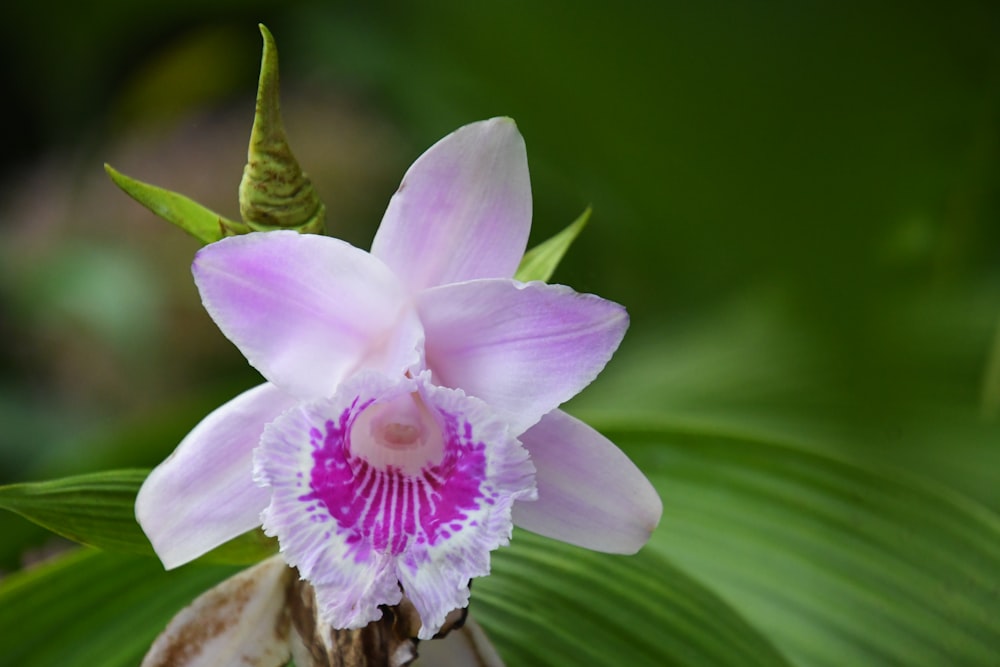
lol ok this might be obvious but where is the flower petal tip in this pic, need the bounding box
[371,117,531,290]
[620,490,664,556]
[419,280,629,434]
[135,383,298,569]
[512,410,661,555]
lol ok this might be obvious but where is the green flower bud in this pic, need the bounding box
[235,24,325,236]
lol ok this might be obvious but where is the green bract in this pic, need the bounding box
[103,166,233,244]
[106,24,324,242]
[515,207,590,283]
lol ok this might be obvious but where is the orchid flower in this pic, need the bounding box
[136,117,662,640]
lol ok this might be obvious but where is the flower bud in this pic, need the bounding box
[235,24,325,236]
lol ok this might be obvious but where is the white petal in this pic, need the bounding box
[141,556,292,667]
[413,616,505,667]
[371,118,532,291]
[136,383,300,569]
[512,410,662,554]
[419,279,628,434]
[193,231,423,399]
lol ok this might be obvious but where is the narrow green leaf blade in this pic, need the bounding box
[600,422,1000,667]
[478,530,791,666]
[515,207,590,282]
[0,470,277,565]
[0,469,153,555]
[105,164,240,244]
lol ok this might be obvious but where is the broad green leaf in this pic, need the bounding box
[0,536,787,667]
[514,207,589,282]
[478,530,790,667]
[569,297,1000,513]
[979,315,1000,419]
[0,549,240,667]
[104,164,242,243]
[0,469,277,565]
[598,422,1000,667]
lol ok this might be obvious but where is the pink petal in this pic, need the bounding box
[136,383,300,569]
[141,556,292,667]
[512,409,663,554]
[419,279,628,435]
[370,118,532,291]
[193,231,423,399]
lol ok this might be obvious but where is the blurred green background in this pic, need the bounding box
[1,1,999,663]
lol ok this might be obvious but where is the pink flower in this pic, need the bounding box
[136,118,662,639]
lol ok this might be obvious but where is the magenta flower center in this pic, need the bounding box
[299,395,490,557]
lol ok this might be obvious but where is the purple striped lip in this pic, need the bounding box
[254,370,537,636]
[298,395,489,555]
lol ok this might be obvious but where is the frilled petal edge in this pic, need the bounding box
[193,231,423,400]
[255,371,535,639]
[419,279,628,435]
[371,118,532,291]
[136,383,300,569]
[511,409,662,554]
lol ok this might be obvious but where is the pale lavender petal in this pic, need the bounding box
[136,383,300,569]
[511,409,662,554]
[371,118,532,291]
[255,371,535,639]
[194,231,423,399]
[419,279,628,434]
[141,556,292,667]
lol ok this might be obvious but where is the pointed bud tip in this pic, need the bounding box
[258,24,277,56]
[104,163,124,183]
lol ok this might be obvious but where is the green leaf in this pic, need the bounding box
[0,469,153,556]
[514,207,590,282]
[0,535,786,667]
[979,315,1000,419]
[0,549,240,667]
[201,526,280,566]
[104,164,241,244]
[9,420,996,664]
[0,469,277,565]
[478,530,790,666]
[598,421,1000,667]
